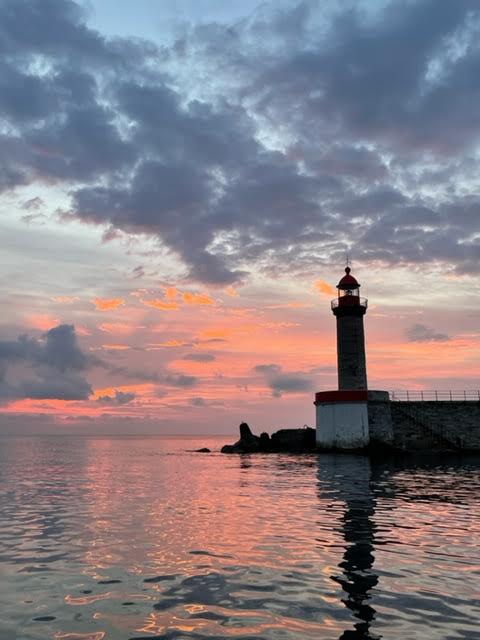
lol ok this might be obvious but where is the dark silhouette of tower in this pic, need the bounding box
[317,456,379,640]
[332,267,368,391]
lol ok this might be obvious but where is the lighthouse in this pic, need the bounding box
[314,266,370,449]
[333,266,368,390]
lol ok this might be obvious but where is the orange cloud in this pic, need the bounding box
[92,298,125,311]
[52,295,79,304]
[146,340,190,348]
[142,299,179,311]
[165,287,179,300]
[99,322,139,335]
[200,329,230,340]
[315,279,336,296]
[5,398,75,414]
[182,292,215,305]
[101,344,130,350]
[261,321,300,329]
[266,302,313,309]
[75,325,91,336]
[224,286,239,297]
[27,314,60,331]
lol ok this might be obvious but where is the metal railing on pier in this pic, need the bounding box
[389,390,480,402]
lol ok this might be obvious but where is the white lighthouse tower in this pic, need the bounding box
[315,267,370,449]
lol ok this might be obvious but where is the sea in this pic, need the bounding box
[0,435,478,640]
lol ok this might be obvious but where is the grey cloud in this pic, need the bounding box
[189,396,223,407]
[182,353,215,362]
[107,365,159,382]
[0,0,151,188]
[132,265,144,279]
[2,0,480,282]
[313,145,388,181]
[22,197,44,210]
[104,364,198,388]
[0,324,93,401]
[0,0,156,70]
[39,324,89,371]
[190,397,206,407]
[253,364,281,374]
[97,390,136,405]
[0,324,89,371]
[405,323,450,342]
[269,374,313,398]
[253,0,480,152]
[164,374,198,388]
[254,363,313,397]
[26,103,134,181]
[20,375,92,401]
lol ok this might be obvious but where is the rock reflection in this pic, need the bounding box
[317,456,379,640]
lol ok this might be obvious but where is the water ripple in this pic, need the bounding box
[0,437,478,639]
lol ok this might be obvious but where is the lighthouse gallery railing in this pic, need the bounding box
[331,297,368,310]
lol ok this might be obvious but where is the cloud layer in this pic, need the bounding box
[2,0,480,285]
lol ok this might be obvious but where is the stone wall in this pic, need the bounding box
[390,401,480,450]
[367,391,394,445]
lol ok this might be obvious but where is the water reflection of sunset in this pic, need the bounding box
[0,437,478,639]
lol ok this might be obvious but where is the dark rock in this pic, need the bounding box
[221,422,261,453]
[239,422,253,439]
[221,423,316,454]
[271,427,316,451]
[220,444,236,453]
[195,448,211,453]
[259,432,270,448]
[239,422,261,450]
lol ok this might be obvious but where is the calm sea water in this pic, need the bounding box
[0,436,478,640]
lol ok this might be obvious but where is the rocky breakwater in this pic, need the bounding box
[221,422,316,453]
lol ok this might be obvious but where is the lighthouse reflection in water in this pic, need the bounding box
[318,456,379,639]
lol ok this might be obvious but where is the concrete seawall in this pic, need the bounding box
[365,393,480,451]
[390,401,480,450]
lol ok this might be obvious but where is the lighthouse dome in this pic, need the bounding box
[337,266,360,290]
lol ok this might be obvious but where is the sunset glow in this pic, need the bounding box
[1,0,479,434]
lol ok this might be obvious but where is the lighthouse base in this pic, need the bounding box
[315,390,369,449]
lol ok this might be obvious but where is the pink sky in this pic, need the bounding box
[1,261,479,434]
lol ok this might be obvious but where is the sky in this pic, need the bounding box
[1,0,480,435]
